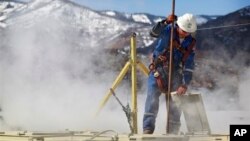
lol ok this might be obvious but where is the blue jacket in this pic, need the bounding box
[150,22,195,85]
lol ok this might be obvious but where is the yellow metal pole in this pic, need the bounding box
[96,61,131,116]
[131,32,138,134]
[96,32,149,134]
[137,60,149,77]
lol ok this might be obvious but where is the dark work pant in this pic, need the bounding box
[143,71,182,133]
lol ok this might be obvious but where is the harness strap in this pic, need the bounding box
[160,37,196,63]
[170,38,196,65]
[182,38,196,63]
[148,38,196,92]
[148,63,167,92]
[155,75,165,92]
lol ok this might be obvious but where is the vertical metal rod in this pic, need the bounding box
[166,0,175,134]
[131,32,138,134]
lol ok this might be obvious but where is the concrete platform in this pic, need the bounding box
[0,131,229,141]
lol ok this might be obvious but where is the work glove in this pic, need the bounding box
[167,14,177,23]
[160,14,177,25]
[176,85,187,95]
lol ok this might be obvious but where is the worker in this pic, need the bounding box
[143,13,197,134]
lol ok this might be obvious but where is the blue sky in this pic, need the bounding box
[72,0,250,16]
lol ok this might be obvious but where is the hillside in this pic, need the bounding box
[196,6,250,60]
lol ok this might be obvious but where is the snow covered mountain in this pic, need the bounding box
[1,0,248,59]
[100,10,218,25]
[100,10,163,25]
[0,0,220,50]
[0,0,159,53]
[0,0,25,27]
[4,0,145,49]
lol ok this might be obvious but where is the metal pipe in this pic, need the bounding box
[166,0,175,134]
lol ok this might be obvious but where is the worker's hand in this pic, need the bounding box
[160,15,177,25]
[167,14,177,23]
[176,85,187,95]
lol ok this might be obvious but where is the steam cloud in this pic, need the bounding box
[0,5,249,134]
[0,17,137,132]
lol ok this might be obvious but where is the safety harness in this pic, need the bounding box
[149,38,196,92]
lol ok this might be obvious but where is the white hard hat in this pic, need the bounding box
[177,13,197,33]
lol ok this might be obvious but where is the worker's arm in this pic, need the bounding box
[182,36,196,86]
[150,15,177,38]
[176,52,195,95]
[182,51,195,85]
[150,21,167,38]
[152,25,171,59]
[177,36,196,95]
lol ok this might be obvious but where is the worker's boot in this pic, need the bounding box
[143,129,153,134]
